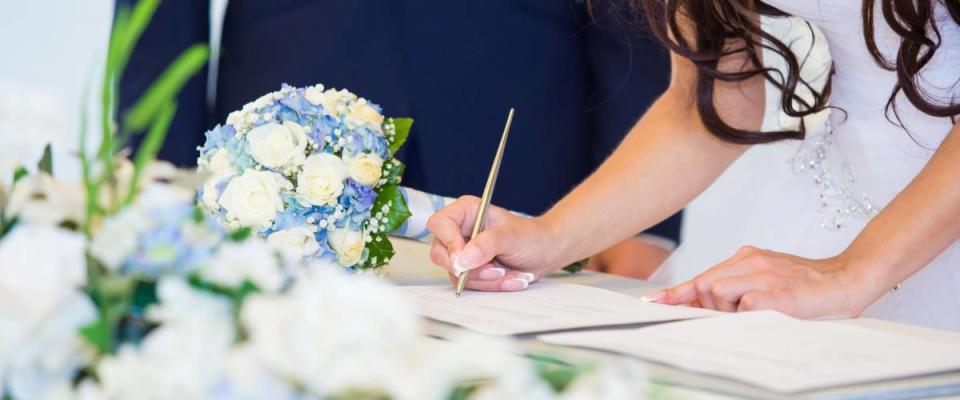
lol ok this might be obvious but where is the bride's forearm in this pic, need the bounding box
[841,122,960,304]
[540,90,746,266]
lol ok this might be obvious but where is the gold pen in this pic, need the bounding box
[455,108,515,297]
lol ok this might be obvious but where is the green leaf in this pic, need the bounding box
[79,317,111,354]
[379,158,405,187]
[123,100,177,205]
[12,166,28,183]
[188,275,259,303]
[228,226,252,242]
[192,206,205,223]
[371,184,411,234]
[562,259,587,274]
[130,280,159,314]
[109,0,160,78]
[387,117,412,155]
[0,216,18,238]
[447,384,481,400]
[529,353,584,393]
[82,276,137,354]
[37,144,53,175]
[123,44,209,132]
[363,233,395,269]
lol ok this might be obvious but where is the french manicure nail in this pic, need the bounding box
[520,272,536,282]
[501,278,529,291]
[641,290,665,303]
[478,267,507,280]
[452,252,469,276]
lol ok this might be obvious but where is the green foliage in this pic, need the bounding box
[37,144,53,175]
[327,391,390,400]
[228,226,253,242]
[361,185,411,269]
[192,206,205,223]
[81,276,138,354]
[379,158,405,187]
[96,0,163,213]
[362,233,395,269]
[372,185,411,233]
[562,259,587,274]
[12,166,28,183]
[529,353,585,393]
[123,100,178,205]
[0,217,18,238]
[187,275,260,339]
[447,383,481,400]
[188,275,259,305]
[123,44,209,132]
[387,118,412,155]
[80,0,208,226]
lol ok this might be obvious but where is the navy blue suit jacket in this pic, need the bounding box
[118,0,682,242]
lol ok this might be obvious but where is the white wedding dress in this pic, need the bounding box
[650,1,960,331]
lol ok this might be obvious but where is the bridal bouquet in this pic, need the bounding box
[197,84,411,271]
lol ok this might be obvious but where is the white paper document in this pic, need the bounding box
[401,283,717,335]
[540,311,960,393]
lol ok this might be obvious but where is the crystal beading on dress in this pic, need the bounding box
[792,119,878,231]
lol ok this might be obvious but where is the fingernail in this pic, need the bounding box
[501,278,529,291]
[457,248,482,270]
[641,290,665,303]
[451,252,469,276]
[519,272,536,282]
[478,267,507,280]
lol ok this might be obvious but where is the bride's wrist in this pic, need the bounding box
[833,250,898,315]
[534,212,579,268]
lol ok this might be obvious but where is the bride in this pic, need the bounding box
[425,0,960,331]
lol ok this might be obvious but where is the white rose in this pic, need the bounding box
[296,153,346,207]
[199,150,235,213]
[200,176,224,212]
[200,148,235,178]
[314,88,357,115]
[226,111,246,131]
[303,85,325,106]
[219,170,291,229]
[327,227,365,267]
[345,153,384,187]
[246,122,308,170]
[267,226,320,259]
[347,100,385,131]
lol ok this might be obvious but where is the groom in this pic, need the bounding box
[118,0,680,277]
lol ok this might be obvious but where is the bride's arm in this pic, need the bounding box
[540,51,759,267]
[842,122,960,302]
[657,121,960,317]
[427,20,765,288]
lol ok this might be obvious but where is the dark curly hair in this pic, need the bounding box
[633,0,960,144]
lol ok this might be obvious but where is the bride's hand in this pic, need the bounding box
[651,246,874,319]
[427,196,560,292]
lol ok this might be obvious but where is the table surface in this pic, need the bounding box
[386,238,960,400]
